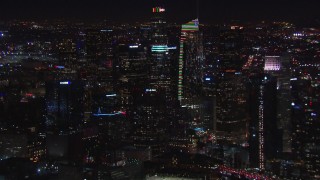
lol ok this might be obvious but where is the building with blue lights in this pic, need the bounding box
[45,80,84,129]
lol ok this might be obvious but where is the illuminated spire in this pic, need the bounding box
[196,0,200,19]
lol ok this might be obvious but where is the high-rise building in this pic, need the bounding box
[149,4,173,104]
[271,55,292,153]
[264,56,281,71]
[291,76,320,178]
[116,44,167,156]
[215,72,248,146]
[247,75,282,170]
[178,19,209,139]
[178,19,203,103]
[262,55,293,154]
[131,88,167,156]
[129,3,177,156]
[117,44,148,115]
[85,29,112,65]
[45,80,84,129]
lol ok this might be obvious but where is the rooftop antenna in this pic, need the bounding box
[196,0,199,20]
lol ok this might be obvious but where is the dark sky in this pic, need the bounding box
[1,0,319,26]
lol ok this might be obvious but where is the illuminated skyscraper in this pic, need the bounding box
[133,3,172,157]
[264,56,281,71]
[116,43,166,157]
[117,44,148,111]
[291,74,320,178]
[258,84,265,170]
[177,19,213,148]
[131,88,167,156]
[215,72,248,145]
[149,4,172,99]
[178,19,205,120]
[248,75,282,170]
[178,19,204,103]
[45,80,84,129]
[267,55,292,153]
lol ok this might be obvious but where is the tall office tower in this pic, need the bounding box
[258,84,266,170]
[149,4,173,104]
[131,88,167,157]
[85,29,112,65]
[271,55,292,153]
[247,76,265,170]
[149,3,181,153]
[178,19,203,103]
[277,75,292,152]
[82,28,115,123]
[117,3,174,156]
[264,55,292,153]
[116,44,164,155]
[117,44,149,113]
[45,80,84,129]
[178,19,207,138]
[247,75,282,170]
[150,6,167,46]
[89,92,129,163]
[202,75,217,133]
[264,56,281,71]
[291,74,320,178]
[215,72,248,145]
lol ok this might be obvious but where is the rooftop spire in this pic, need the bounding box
[196,0,199,19]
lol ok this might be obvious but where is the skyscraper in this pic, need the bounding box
[178,19,203,103]
[248,75,282,170]
[264,56,281,71]
[45,80,84,129]
[149,3,172,101]
[215,72,248,145]
[291,75,320,178]
[130,3,176,156]
[178,19,208,133]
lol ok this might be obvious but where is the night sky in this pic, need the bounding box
[1,0,319,26]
